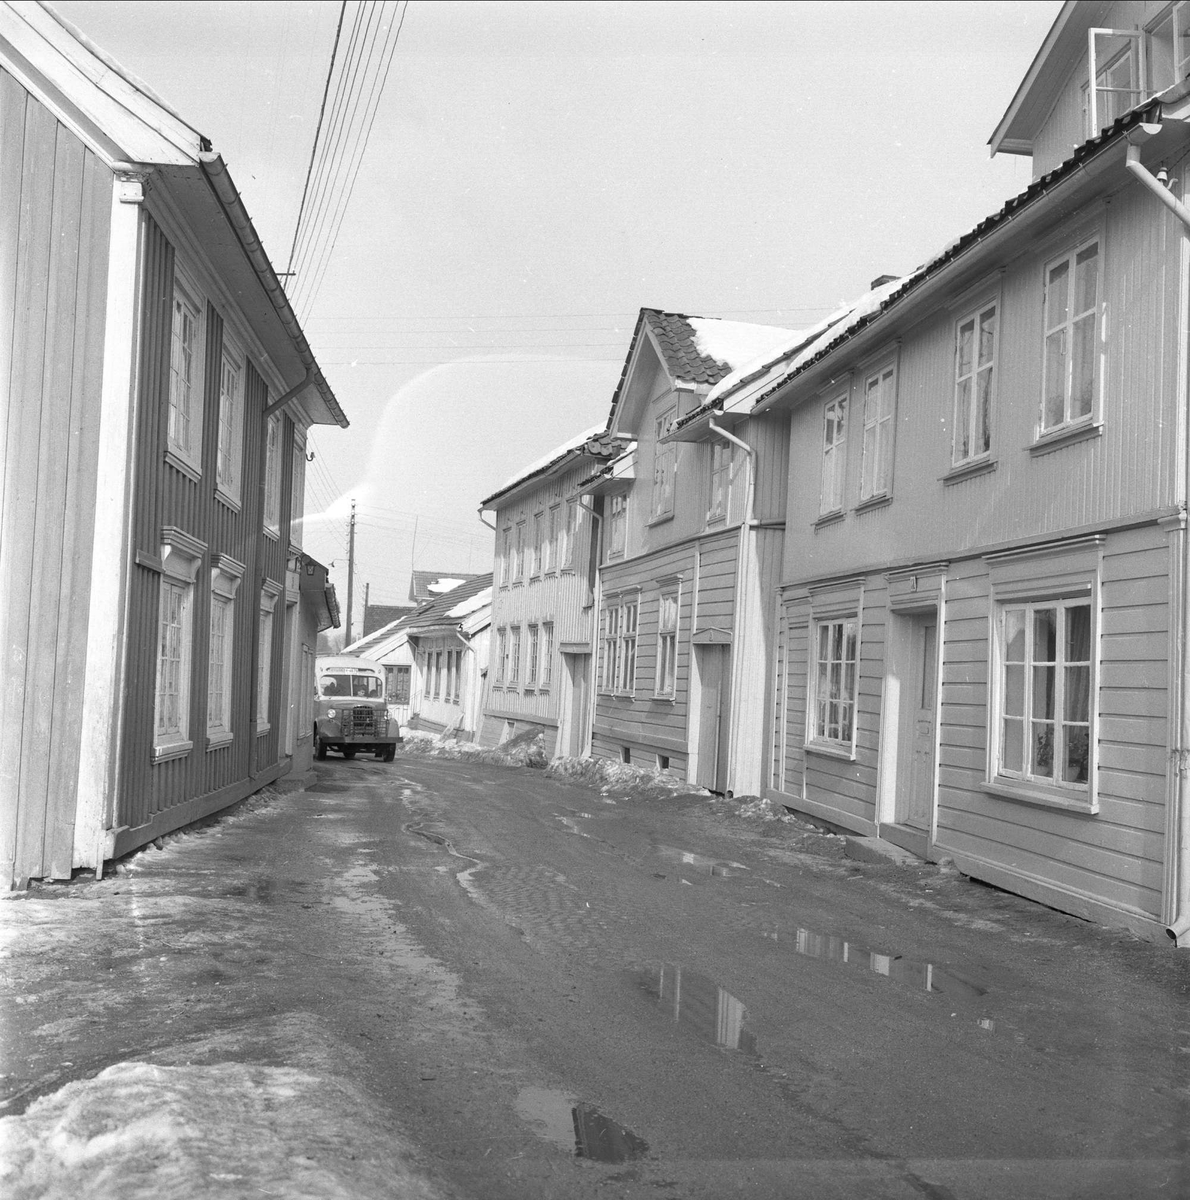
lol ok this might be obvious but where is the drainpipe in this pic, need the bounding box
[477,508,496,532]
[708,420,758,797]
[577,496,603,757]
[1128,140,1190,945]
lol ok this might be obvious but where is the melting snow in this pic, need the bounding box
[446,585,491,619]
[425,577,467,594]
[491,423,607,497]
[687,318,800,372]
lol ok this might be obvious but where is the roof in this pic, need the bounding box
[480,425,631,508]
[362,604,416,637]
[727,100,1167,418]
[1,2,347,429]
[343,574,492,656]
[408,571,486,604]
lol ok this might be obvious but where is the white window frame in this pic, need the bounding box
[166,266,205,477]
[561,500,578,571]
[607,493,627,560]
[215,334,244,507]
[651,407,676,520]
[527,623,540,687]
[207,554,245,748]
[953,301,998,466]
[655,587,680,698]
[500,526,512,587]
[541,621,554,690]
[708,441,731,523]
[509,625,522,686]
[1040,238,1102,438]
[263,413,282,536]
[258,583,281,731]
[819,394,847,515]
[496,627,507,684]
[600,595,637,695]
[807,616,859,752]
[1086,27,1143,137]
[600,603,620,692]
[153,528,206,762]
[859,362,896,503]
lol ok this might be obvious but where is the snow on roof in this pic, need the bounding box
[492,423,606,497]
[446,585,492,619]
[705,277,914,411]
[426,578,467,594]
[687,318,804,375]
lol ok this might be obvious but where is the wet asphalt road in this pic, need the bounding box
[5,752,1190,1198]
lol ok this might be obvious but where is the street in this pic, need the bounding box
[3,752,1189,1199]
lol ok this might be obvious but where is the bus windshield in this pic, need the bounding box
[319,674,384,699]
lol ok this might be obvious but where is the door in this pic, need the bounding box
[695,645,730,792]
[559,652,590,758]
[897,617,937,830]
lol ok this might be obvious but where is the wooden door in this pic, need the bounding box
[898,618,937,830]
[696,646,730,792]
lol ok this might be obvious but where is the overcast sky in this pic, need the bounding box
[52,0,1061,624]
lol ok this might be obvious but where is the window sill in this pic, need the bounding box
[1029,421,1102,457]
[206,730,234,750]
[152,738,193,764]
[263,526,280,542]
[164,449,201,482]
[256,722,271,736]
[705,512,727,526]
[814,510,845,531]
[942,457,997,485]
[651,693,677,703]
[214,487,242,514]
[982,777,1098,815]
[805,740,856,763]
[647,511,674,528]
[853,493,892,515]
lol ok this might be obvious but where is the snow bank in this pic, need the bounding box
[686,318,799,372]
[446,585,491,619]
[545,756,710,801]
[425,577,467,594]
[0,1061,443,1200]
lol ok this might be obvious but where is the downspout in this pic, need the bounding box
[1127,139,1190,945]
[708,420,758,796]
[577,496,603,757]
[477,508,497,532]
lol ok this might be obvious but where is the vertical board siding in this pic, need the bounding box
[0,76,111,883]
[118,216,289,844]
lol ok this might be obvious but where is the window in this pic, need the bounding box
[290,432,306,545]
[1042,241,1100,435]
[541,622,553,689]
[263,414,282,534]
[386,664,411,705]
[652,408,676,519]
[1146,5,1190,96]
[154,528,205,761]
[655,590,679,697]
[452,650,462,703]
[562,500,578,571]
[819,396,847,514]
[954,303,997,464]
[167,273,204,473]
[501,527,512,586]
[601,598,637,693]
[708,441,731,521]
[496,628,507,683]
[527,624,540,686]
[514,522,526,582]
[510,626,522,686]
[544,506,558,574]
[1085,29,1141,137]
[531,512,544,577]
[216,339,243,505]
[258,585,280,729]
[433,649,443,699]
[423,651,432,698]
[810,618,858,746]
[607,494,627,560]
[860,364,896,501]
[996,600,1092,792]
[207,555,245,747]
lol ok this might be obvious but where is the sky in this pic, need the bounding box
[52,0,1062,629]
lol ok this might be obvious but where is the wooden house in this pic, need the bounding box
[756,0,1190,943]
[0,3,347,888]
[478,426,626,757]
[577,310,799,794]
[345,574,492,739]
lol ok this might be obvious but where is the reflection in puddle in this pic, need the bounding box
[632,965,758,1054]
[654,845,749,876]
[764,925,991,1017]
[514,1086,648,1163]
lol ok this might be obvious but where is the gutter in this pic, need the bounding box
[197,152,348,429]
[1126,130,1190,946]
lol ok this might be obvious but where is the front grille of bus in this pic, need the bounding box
[348,706,384,736]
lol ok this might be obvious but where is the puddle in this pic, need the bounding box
[304,784,355,794]
[654,845,748,877]
[763,925,992,1016]
[630,965,758,1054]
[555,815,593,838]
[515,1086,648,1163]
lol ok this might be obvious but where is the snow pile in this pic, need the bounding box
[490,423,606,498]
[425,577,467,594]
[546,756,709,801]
[687,318,799,372]
[0,1061,442,1200]
[398,727,547,768]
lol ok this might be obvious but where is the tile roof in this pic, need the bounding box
[408,570,486,603]
[642,310,738,387]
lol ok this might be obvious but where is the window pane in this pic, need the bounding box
[1004,610,1026,661]
[1047,260,1070,328]
[1070,314,1096,419]
[1044,330,1067,428]
[1064,727,1090,783]
[976,367,993,455]
[1033,663,1056,719]
[1065,665,1090,722]
[1074,244,1098,314]
[1002,715,1024,773]
[1031,722,1054,777]
[978,308,996,366]
[957,320,974,378]
[1033,608,1057,663]
[1004,664,1025,718]
[1066,604,1091,661]
[956,377,971,459]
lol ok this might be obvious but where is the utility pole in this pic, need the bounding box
[346,498,356,647]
